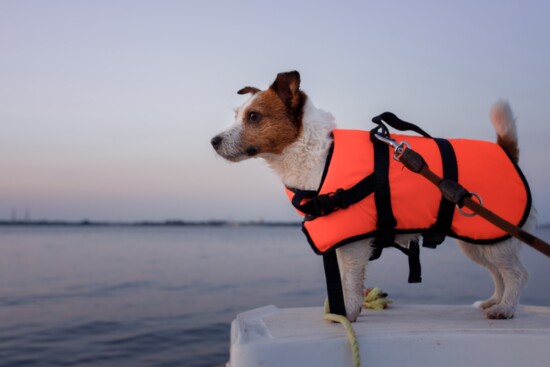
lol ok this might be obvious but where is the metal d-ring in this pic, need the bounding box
[457,192,483,217]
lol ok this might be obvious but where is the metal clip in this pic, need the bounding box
[373,133,411,161]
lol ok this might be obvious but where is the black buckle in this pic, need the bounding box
[312,189,349,216]
[335,188,349,209]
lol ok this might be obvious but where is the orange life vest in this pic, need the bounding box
[286,129,531,254]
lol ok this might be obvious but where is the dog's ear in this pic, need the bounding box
[237,86,260,95]
[270,71,301,110]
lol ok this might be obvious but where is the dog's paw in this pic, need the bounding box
[484,304,515,319]
[345,306,362,323]
[473,298,499,310]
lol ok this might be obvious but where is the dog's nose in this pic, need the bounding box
[211,135,223,149]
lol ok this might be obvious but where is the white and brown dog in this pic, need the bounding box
[211,71,533,322]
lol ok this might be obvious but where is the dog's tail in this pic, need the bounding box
[490,100,519,163]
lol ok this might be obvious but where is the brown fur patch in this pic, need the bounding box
[270,71,302,111]
[239,88,305,155]
[497,136,519,163]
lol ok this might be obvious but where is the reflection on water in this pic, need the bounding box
[0,226,549,367]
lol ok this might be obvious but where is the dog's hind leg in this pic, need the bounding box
[458,240,505,309]
[458,239,529,319]
[336,240,372,322]
[483,240,528,319]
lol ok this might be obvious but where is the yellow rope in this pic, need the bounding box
[323,288,392,367]
[324,298,361,367]
[363,287,393,310]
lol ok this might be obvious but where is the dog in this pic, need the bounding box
[211,71,533,322]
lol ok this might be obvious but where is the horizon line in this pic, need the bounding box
[2,219,550,230]
[0,219,302,227]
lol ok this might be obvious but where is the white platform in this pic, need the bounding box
[228,304,550,367]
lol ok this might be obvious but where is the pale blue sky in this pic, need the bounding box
[1,1,549,222]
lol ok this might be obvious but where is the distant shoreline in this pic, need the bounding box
[0,220,301,227]
[2,220,549,229]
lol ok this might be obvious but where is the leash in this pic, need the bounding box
[372,132,550,258]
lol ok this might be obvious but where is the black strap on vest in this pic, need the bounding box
[369,240,422,283]
[369,111,425,258]
[407,240,422,283]
[323,251,347,316]
[287,174,375,218]
[371,113,460,250]
[371,135,398,247]
[422,138,458,248]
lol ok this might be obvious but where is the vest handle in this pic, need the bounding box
[372,112,432,138]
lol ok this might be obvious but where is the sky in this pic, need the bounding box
[1,0,550,223]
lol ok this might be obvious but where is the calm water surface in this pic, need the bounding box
[1,226,549,367]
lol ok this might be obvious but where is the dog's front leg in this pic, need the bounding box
[335,240,373,322]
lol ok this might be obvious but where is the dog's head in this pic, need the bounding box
[211,71,307,162]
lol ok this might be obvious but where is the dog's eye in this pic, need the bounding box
[247,112,262,124]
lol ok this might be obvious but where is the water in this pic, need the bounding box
[1,225,549,367]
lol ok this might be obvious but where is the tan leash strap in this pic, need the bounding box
[462,196,550,258]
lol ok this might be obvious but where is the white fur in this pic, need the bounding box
[217,123,245,161]
[457,208,534,319]
[263,99,336,190]
[214,95,260,162]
